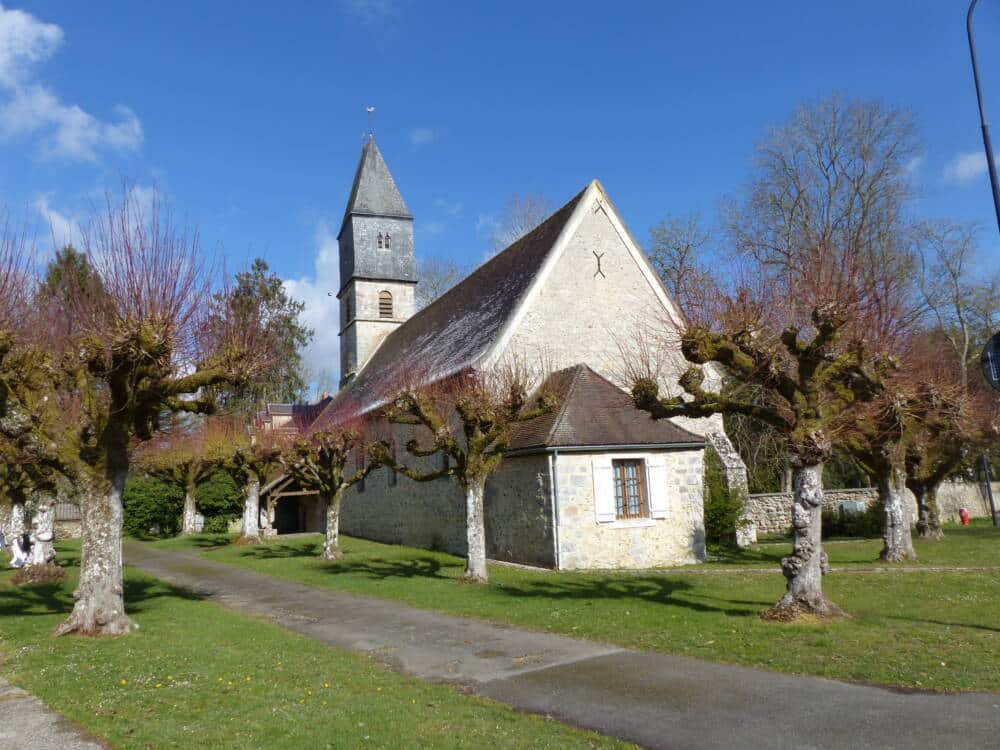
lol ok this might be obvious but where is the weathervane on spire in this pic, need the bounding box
[366,105,376,140]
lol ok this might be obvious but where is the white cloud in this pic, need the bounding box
[0,2,62,87]
[475,213,498,235]
[342,0,402,24]
[32,193,81,249]
[943,151,989,184]
[409,127,435,146]
[904,156,923,176]
[424,220,445,235]
[283,221,341,387]
[0,4,143,161]
[434,198,463,216]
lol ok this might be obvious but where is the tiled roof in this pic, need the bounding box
[311,185,589,429]
[340,137,411,232]
[508,364,704,450]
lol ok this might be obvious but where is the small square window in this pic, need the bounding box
[612,459,648,519]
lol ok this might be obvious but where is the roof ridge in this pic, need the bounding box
[542,364,586,445]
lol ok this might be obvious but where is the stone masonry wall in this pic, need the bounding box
[339,453,555,567]
[555,448,706,569]
[745,481,998,536]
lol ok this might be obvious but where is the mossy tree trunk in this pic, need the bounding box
[56,463,131,637]
[239,475,261,544]
[181,482,199,536]
[321,489,344,560]
[878,466,916,561]
[26,494,56,567]
[763,462,843,621]
[7,499,25,541]
[913,482,944,541]
[461,478,488,583]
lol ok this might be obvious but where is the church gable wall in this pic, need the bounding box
[555,447,706,570]
[499,203,721,437]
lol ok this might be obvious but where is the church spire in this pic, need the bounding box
[340,137,411,236]
[336,137,416,387]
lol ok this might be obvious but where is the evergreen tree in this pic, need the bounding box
[208,258,313,411]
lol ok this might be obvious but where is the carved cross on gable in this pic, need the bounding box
[593,251,606,278]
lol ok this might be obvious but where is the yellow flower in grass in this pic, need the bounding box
[119,679,127,686]
[155,684,162,689]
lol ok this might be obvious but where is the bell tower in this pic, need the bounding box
[337,135,416,387]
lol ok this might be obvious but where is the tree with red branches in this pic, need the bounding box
[51,187,277,636]
[135,420,221,536]
[282,423,387,560]
[206,420,288,545]
[383,364,556,583]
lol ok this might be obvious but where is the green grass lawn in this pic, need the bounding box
[153,526,1000,693]
[707,520,1000,568]
[0,544,630,750]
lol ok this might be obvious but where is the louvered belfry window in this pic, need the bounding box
[378,290,393,318]
[612,459,648,519]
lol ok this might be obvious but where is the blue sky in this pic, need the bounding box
[3,0,1000,385]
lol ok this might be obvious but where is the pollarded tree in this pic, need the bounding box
[136,422,219,536]
[53,188,274,637]
[384,364,556,583]
[843,377,918,562]
[632,303,888,620]
[210,424,286,545]
[903,344,999,540]
[282,424,386,560]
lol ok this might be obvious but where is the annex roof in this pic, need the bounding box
[508,364,704,451]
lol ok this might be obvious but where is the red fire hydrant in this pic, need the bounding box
[959,508,970,526]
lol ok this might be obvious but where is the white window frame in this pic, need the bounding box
[592,452,670,527]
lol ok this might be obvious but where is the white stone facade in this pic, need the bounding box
[339,277,416,377]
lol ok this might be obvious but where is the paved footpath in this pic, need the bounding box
[126,542,1000,750]
[0,678,107,749]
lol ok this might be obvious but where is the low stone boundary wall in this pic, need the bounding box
[744,481,998,537]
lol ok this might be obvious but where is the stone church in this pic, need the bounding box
[260,136,746,569]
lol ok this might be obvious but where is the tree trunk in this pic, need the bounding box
[56,470,131,636]
[239,476,261,544]
[27,496,56,567]
[914,482,944,541]
[261,494,276,539]
[762,462,843,621]
[879,466,917,562]
[461,479,488,583]
[321,490,344,560]
[181,483,198,536]
[8,499,26,540]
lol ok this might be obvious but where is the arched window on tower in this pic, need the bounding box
[378,290,393,319]
[384,233,391,249]
[377,232,383,249]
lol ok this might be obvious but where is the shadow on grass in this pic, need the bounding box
[0,574,203,620]
[498,575,760,616]
[322,556,451,581]
[885,615,1000,634]
[237,542,321,560]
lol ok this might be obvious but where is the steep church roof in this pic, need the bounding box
[508,365,703,451]
[340,136,412,234]
[311,184,590,429]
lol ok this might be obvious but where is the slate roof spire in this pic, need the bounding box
[340,135,412,235]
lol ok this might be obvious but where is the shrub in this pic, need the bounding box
[197,470,242,533]
[123,476,184,538]
[703,448,745,549]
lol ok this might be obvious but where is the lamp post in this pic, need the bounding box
[968,0,1000,235]
[967,1,1000,527]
